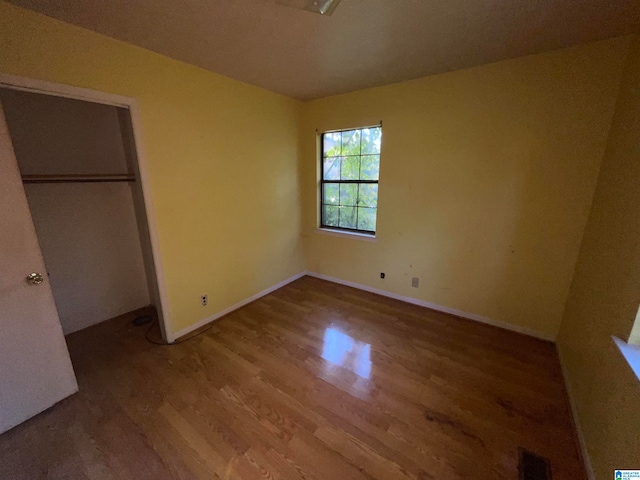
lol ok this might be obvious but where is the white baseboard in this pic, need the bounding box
[171,271,307,340]
[557,347,595,480]
[305,271,555,342]
[173,269,555,342]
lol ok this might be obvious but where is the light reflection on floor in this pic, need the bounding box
[321,327,372,379]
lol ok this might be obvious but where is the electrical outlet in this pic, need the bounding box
[200,294,208,306]
[380,272,385,279]
[412,277,419,288]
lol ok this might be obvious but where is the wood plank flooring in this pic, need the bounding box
[0,276,585,479]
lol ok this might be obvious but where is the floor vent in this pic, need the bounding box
[518,448,552,480]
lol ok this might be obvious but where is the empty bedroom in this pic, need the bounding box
[0,1,639,479]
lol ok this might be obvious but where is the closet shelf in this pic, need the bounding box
[22,174,135,184]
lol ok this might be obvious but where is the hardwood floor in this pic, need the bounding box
[0,276,585,479]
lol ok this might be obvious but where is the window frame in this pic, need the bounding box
[319,126,381,235]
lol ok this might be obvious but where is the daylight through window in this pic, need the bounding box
[320,126,381,234]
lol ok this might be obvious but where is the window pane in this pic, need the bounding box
[360,155,380,180]
[323,183,339,205]
[341,156,360,180]
[357,207,377,231]
[320,126,382,233]
[323,132,341,157]
[323,156,340,180]
[361,127,381,154]
[339,184,357,206]
[339,206,357,229]
[357,184,378,208]
[323,206,339,227]
[341,130,361,156]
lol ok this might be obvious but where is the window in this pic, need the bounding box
[613,305,640,383]
[320,126,382,235]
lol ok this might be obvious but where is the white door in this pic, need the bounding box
[0,99,77,434]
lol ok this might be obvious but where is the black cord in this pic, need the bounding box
[136,317,216,346]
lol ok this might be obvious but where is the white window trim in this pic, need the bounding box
[319,125,381,235]
[613,336,640,384]
[315,227,378,242]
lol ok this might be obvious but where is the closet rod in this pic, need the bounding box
[22,174,136,184]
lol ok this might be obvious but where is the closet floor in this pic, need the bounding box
[0,276,585,479]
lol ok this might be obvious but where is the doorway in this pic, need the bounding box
[0,75,171,342]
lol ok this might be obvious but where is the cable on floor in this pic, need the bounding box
[131,316,216,346]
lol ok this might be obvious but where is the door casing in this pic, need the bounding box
[0,73,173,343]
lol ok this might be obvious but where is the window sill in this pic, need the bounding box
[613,336,640,384]
[314,228,378,242]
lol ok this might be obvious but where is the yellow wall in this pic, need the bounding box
[0,1,305,335]
[557,34,640,479]
[300,37,630,339]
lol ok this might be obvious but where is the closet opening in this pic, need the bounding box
[0,84,170,344]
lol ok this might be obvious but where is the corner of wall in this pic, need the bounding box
[554,32,640,479]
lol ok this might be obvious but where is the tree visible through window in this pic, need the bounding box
[321,126,381,234]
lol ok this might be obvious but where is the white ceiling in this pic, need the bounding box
[9,0,640,100]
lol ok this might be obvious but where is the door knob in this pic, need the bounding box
[26,272,44,285]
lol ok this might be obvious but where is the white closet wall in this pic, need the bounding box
[0,89,150,334]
